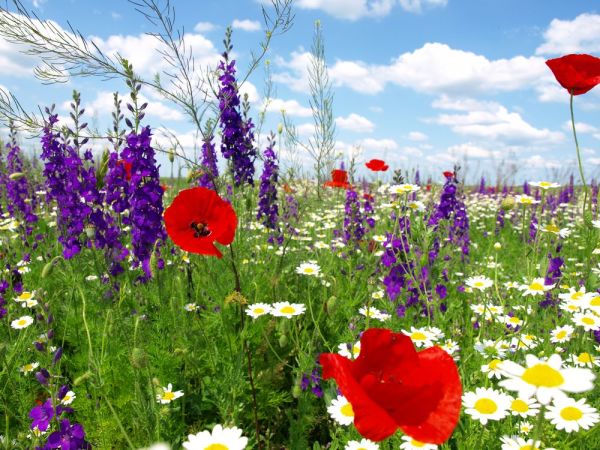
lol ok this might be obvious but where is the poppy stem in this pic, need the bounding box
[228,244,241,293]
[570,92,589,220]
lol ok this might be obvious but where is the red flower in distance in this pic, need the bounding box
[164,187,237,258]
[117,159,132,181]
[324,169,351,189]
[443,171,454,179]
[365,159,389,172]
[546,54,600,95]
[320,328,461,443]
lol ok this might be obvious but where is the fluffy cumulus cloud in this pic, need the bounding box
[335,113,375,133]
[276,43,549,96]
[194,21,217,33]
[295,0,394,21]
[90,32,220,77]
[265,98,312,117]
[232,19,261,32]
[407,131,428,141]
[536,13,600,55]
[64,90,185,123]
[431,95,564,145]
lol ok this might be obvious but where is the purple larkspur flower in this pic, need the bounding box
[46,419,90,449]
[30,399,53,431]
[257,135,280,230]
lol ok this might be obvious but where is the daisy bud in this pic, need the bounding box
[277,123,283,135]
[494,242,502,250]
[8,172,24,180]
[168,148,175,163]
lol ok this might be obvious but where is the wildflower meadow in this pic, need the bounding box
[0,1,599,449]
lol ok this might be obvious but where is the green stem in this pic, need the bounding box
[570,92,589,219]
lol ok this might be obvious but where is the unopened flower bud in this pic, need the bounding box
[494,242,502,250]
[501,197,515,211]
[8,172,24,180]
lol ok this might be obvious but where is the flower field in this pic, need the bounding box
[0,1,600,450]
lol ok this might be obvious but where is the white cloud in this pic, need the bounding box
[536,13,600,55]
[265,98,312,117]
[521,154,563,169]
[65,90,185,123]
[111,12,122,20]
[32,0,47,8]
[356,137,398,151]
[447,143,501,158]
[562,120,597,134]
[0,38,37,76]
[407,131,428,141]
[90,32,220,77]
[295,0,395,21]
[239,81,260,103]
[432,95,564,145]
[194,21,217,33]
[276,43,549,96]
[335,113,375,133]
[232,19,261,32]
[399,0,447,13]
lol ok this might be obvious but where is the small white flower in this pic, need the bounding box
[245,303,272,319]
[156,383,184,404]
[11,316,34,330]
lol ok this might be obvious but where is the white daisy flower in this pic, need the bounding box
[60,391,76,405]
[402,327,435,348]
[389,184,420,195]
[550,325,574,344]
[337,341,361,360]
[245,303,271,319]
[519,278,554,296]
[528,181,560,190]
[463,387,511,425]
[515,195,540,206]
[270,302,306,319]
[400,435,438,450]
[499,436,547,450]
[465,275,493,291]
[498,354,595,405]
[572,312,600,331]
[11,316,34,330]
[481,359,504,379]
[295,262,321,277]
[19,362,39,374]
[545,397,599,433]
[156,383,184,404]
[518,421,533,435]
[327,395,354,426]
[344,439,379,450]
[570,352,600,368]
[508,396,540,418]
[182,424,247,450]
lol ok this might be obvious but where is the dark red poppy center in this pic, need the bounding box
[190,221,211,238]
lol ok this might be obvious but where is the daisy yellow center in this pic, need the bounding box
[340,402,354,417]
[509,317,520,323]
[411,332,427,341]
[474,398,497,414]
[489,359,502,370]
[23,364,33,371]
[410,440,426,448]
[162,392,175,401]
[540,182,551,187]
[590,297,600,306]
[409,203,418,209]
[521,364,564,387]
[544,225,559,233]
[304,268,314,273]
[18,292,32,300]
[474,281,484,287]
[511,399,529,413]
[352,345,360,356]
[280,306,295,314]
[253,308,265,314]
[577,353,592,363]
[572,292,584,300]
[582,317,595,325]
[521,198,532,204]
[519,446,539,450]
[205,445,228,450]
[529,282,544,291]
[556,330,567,339]
[560,406,583,421]
[17,319,27,326]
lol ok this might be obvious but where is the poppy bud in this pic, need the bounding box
[278,334,288,348]
[326,296,337,314]
[292,385,302,398]
[73,371,92,386]
[277,123,283,134]
[130,347,148,368]
[168,148,175,163]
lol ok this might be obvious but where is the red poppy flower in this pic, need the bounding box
[164,187,237,258]
[161,184,168,192]
[365,159,389,172]
[443,171,454,179]
[320,328,461,443]
[362,193,374,202]
[117,159,132,181]
[546,54,600,95]
[324,169,351,189]
[426,184,432,192]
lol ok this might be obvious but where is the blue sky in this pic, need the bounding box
[2,0,600,183]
